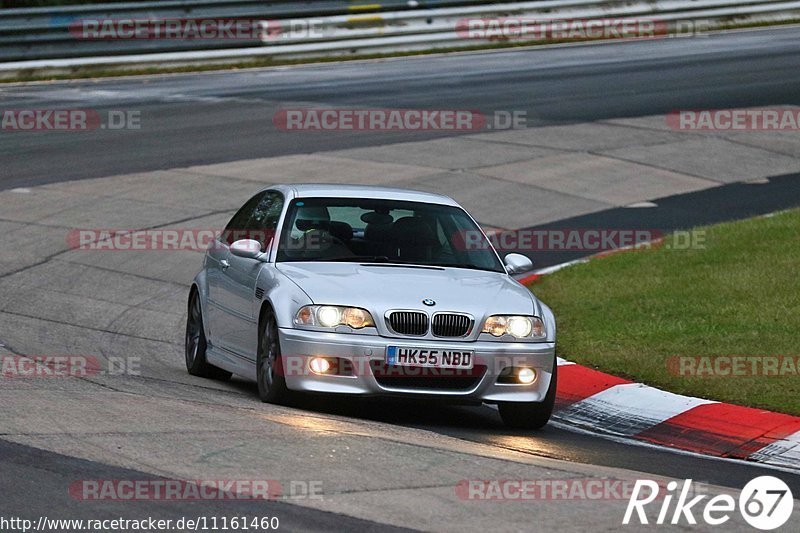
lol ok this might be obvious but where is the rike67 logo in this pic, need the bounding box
[624,476,794,530]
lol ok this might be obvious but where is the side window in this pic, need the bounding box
[221,192,267,246]
[245,191,284,251]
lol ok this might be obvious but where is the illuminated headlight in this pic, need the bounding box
[294,305,375,329]
[507,316,532,338]
[482,315,545,339]
[317,306,341,328]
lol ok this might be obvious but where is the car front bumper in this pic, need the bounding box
[278,328,556,403]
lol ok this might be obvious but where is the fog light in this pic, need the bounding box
[518,367,536,384]
[309,357,332,375]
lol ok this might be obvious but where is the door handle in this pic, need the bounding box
[220,259,230,270]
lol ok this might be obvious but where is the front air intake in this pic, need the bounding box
[387,310,429,336]
[432,313,473,337]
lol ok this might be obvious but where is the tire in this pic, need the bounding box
[498,362,557,430]
[256,308,291,404]
[185,290,232,381]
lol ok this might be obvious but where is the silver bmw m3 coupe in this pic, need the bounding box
[186,184,557,429]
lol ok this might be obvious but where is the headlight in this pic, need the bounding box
[317,306,341,327]
[294,305,375,329]
[507,316,533,338]
[482,315,545,339]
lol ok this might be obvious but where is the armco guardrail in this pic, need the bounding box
[0,0,500,61]
[257,0,800,47]
[1,0,799,77]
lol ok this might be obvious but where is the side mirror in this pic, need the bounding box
[230,239,267,261]
[504,253,533,275]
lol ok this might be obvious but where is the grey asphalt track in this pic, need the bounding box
[0,439,411,532]
[2,27,800,190]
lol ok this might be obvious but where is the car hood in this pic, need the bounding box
[276,262,539,318]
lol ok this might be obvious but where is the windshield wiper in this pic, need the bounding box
[316,255,391,263]
[433,263,502,272]
[308,257,499,272]
[359,259,495,272]
[361,263,445,271]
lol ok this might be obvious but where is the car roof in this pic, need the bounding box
[264,184,460,207]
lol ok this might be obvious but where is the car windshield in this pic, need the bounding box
[276,197,505,273]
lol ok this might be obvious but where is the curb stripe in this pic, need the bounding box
[555,363,629,409]
[636,403,800,458]
[516,272,540,285]
[555,383,715,437]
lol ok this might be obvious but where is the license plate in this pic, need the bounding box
[386,346,474,369]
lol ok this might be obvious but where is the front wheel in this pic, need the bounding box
[256,309,291,404]
[185,291,232,381]
[498,362,557,430]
